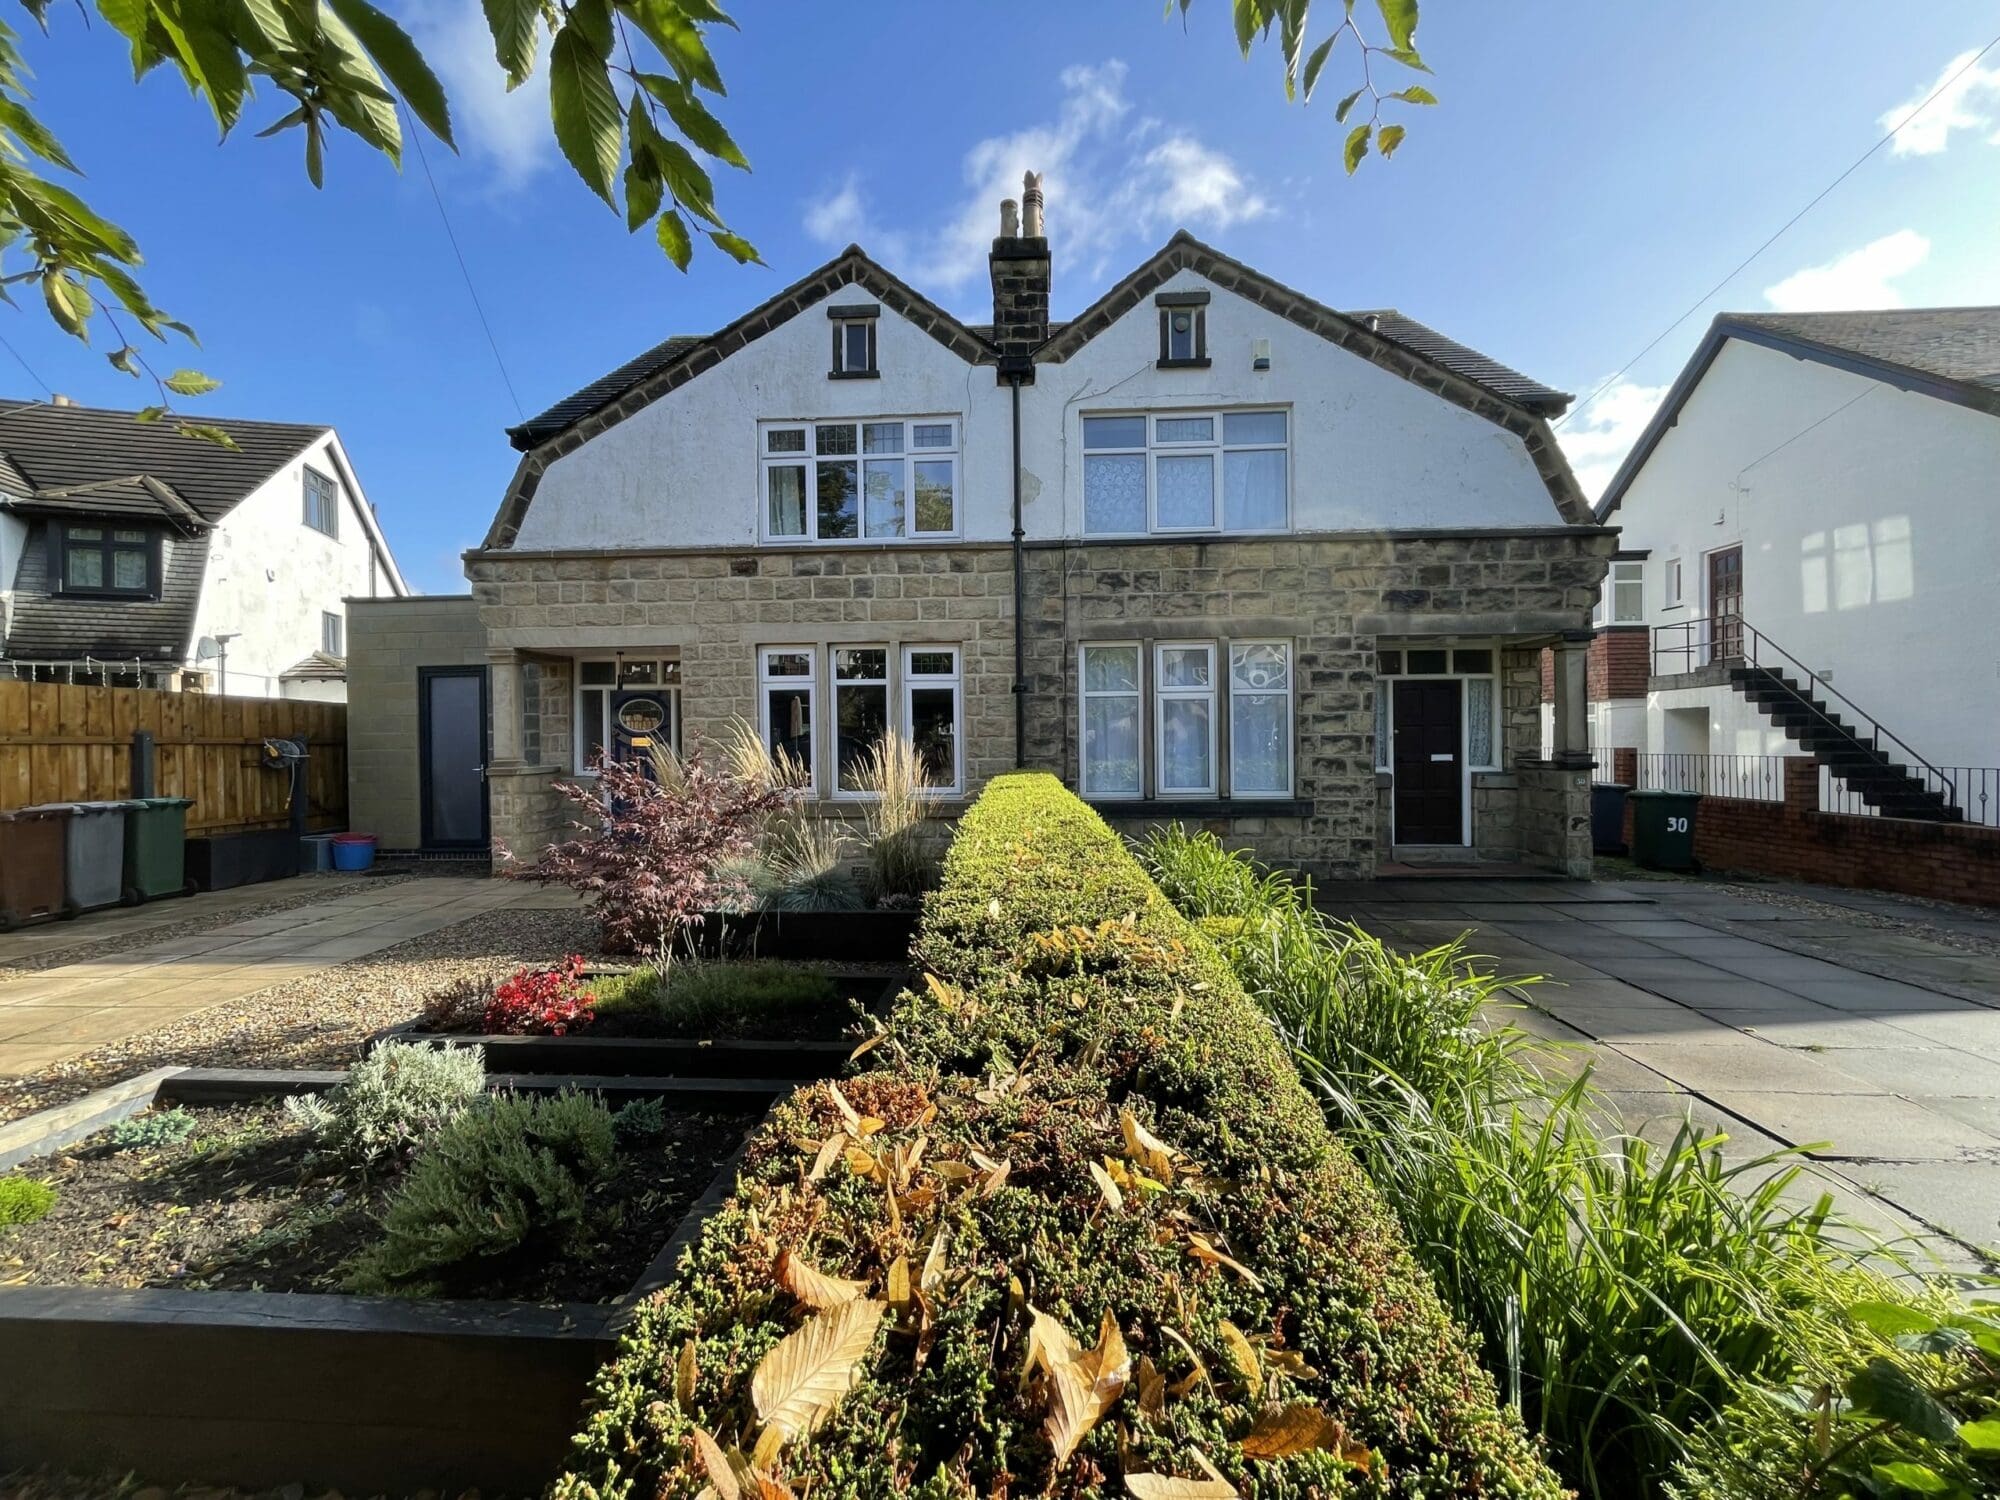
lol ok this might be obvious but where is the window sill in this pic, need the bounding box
[1086,797,1311,819]
[1155,358,1212,370]
[56,589,157,601]
[827,369,880,381]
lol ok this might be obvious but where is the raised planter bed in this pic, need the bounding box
[0,1065,782,1495]
[688,906,919,962]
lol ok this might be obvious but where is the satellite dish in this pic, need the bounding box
[195,636,221,660]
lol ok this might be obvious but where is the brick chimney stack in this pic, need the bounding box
[989,170,1049,377]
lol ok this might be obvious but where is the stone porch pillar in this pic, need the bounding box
[1550,631,1592,769]
[487,649,524,773]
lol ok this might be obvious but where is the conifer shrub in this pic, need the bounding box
[554,774,1562,1500]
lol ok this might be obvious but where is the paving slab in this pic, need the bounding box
[1851,1163,2000,1253]
[1628,976,1825,1012]
[1784,977,1975,1014]
[1706,1090,2000,1161]
[1823,1047,2000,1099]
[1612,1040,1891,1094]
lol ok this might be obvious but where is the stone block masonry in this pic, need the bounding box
[345,596,488,850]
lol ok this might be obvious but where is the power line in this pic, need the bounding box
[1559,33,2000,430]
[403,103,524,419]
[0,327,52,397]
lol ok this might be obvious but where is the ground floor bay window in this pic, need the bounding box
[1080,638,1294,802]
[758,643,963,797]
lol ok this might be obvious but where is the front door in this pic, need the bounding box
[609,689,673,771]
[418,666,489,850]
[1392,679,1463,845]
[1708,546,1743,663]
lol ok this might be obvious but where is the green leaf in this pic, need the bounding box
[481,0,541,88]
[707,228,759,264]
[654,138,720,225]
[624,159,662,231]
[174,421,240,450]
[135,405,167,423]
[1868,1461,1951,1496]
[0,97,78,171]
[1962,1419,2000,1453]
[566,0,613,58]
[304,110,324,187]
[326,0,456,148]
[1230,0,1257,57]
[640,72,748,168]
[152,5,250,134]
[108,345,140,376]
[1300,34,1336,101]
[549,23,622,206]
[1848,1303,1939,1338]
[1342,121,1371,174]
[42,271,92,337]
[1845,1358,1959,1445]
[1373,0,1418,52]
[1388,84,1438,104]
[655,206,691,269]
[1382,44,1430,72]
[163,368,220,396]
[1334,85,1365,124]
[624,0,723,93]
[1377,123,1405,158]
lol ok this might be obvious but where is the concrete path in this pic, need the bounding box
[0,877,538,1077]
[1316,877,2000,1267]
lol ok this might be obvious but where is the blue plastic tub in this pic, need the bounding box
[331,834,377,872]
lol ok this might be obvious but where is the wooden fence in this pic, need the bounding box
[0,681,347,835]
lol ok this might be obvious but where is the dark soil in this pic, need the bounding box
[0,1099,759,1303]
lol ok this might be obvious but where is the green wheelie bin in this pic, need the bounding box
[1628,788,1701,872]
[123,796,194,903]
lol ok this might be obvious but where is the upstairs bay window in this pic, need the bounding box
[762,419,958,542]
[1082,409,1288,536]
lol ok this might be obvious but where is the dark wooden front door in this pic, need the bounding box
[1392,679,1463,845]
[1708,546,1743,663]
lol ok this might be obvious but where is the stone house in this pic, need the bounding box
[348,181,1613,875]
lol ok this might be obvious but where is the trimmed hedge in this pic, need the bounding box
[555,774,1561,1499]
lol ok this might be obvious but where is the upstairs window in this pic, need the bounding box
[1083,409,1288,536]
[761,418,958,542]
[304,467,339,537]
[321,610,344,656]
[1665,556,1684,607]
[828,303,878,378]
[60,524,153,596]
[1155,291,1209,367]
[1595,559,1644,625]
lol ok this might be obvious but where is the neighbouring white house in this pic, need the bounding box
[0,398,408,700]
[1584,307,2000,823]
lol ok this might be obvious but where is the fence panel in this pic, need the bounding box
[0,681,346,835]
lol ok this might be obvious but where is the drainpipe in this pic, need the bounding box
[1009,376,1026,767]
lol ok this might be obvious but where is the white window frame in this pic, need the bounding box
[1081,408,1290,538]
[758,418,959,543]
[1227,640,1293,797]
[756,646,819,791]
[1079,641,1145,800]
[829,644,892,801]
[901,645,963,796]
[1664,555,1684,608]
[573,656,684,775]
[321,610,343,657]
[1599,559,1644,625]
[832,316,876,375]
[303,467,339,538]
[1153,641,1219,797]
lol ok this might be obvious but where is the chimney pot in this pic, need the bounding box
[1022,171,1044,238]
[988,169,1050,376]
[1000,198,1019,238]
[50,393,74,407]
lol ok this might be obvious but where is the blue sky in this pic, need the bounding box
[7,3,1999,592]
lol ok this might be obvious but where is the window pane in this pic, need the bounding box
[112,528,147,543]
[763,651,812,677]
[1082,645,1139,692]
[864,459,906,537]
[66,549,103,588]
[1231,643,1289,692]
[817,460,858,539]
[620,660,659,686]
[1223,449,1286,529]
[1376,650,1402,676]
[581,692,607,768]
[913,460,954,532]
[112,548,148,590]
[1231,694,1290,795]
[69,526,103,541]
[766,687,812,776]
[1155,416,1213,444]
[1468,678,1495,766]
[1374,686,1390,769]
[834,647,886,681]
[1164,310,1197,361]
[1223,410,1287,445]
[1155,453,1214,528]
[580,660,616,686]
[767,465,806,536]
[661,661,683,684]
[766,428,806,454]
[1453,649,1493,675]
[815,423,857,455]
[1614,579,1643,621]
[1407,648,1448,675]
[1083,416,1145,450]
[1159,646,1211,689]
[1084,454,1146,533]
[836,683,888,790]
[909,685,957,787]
[863,422,904,454]
[1160,698,1212,792]
[1083,697,1141,795]
[907,649,956,677]
[842,321,871,371]
[911,422,953,449]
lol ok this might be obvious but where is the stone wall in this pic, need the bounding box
[1516,763,1594,876]
[344,596,487,850]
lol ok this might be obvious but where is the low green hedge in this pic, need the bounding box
[555,774,1560,1499]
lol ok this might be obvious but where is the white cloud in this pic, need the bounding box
[801,60,1270,302]
[1762,230,1931,312]
[406,0,552,187]
[1557,378,1668,503]
[1878,48,2000,157]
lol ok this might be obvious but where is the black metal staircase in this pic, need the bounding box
[1654,616,1964,824]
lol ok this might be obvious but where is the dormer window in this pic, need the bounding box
[59,523,156,597]
[828,302,879,379]
[1156,291,1210,368]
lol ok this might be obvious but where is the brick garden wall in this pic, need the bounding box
[1625,757,2000,908]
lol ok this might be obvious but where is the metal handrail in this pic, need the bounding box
[1651,613,1960,814]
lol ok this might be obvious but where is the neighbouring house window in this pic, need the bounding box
[1374,644,1502,774]
[575,656,683,772]
[1665,556,1684,607]
[1596,559,1644,626]
[833,646,890,794]
[829,306,878,377]
[760,419,957,541]
[304,467,339,537]
[1229,642,1292,795]
[1082,409,1288,535]
[1155,643,1218,796]
[321,610,344,656]
[903,646,962,793]
[1080,643,1143,798]
[758,647,817,788]
[60,524,153,595]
